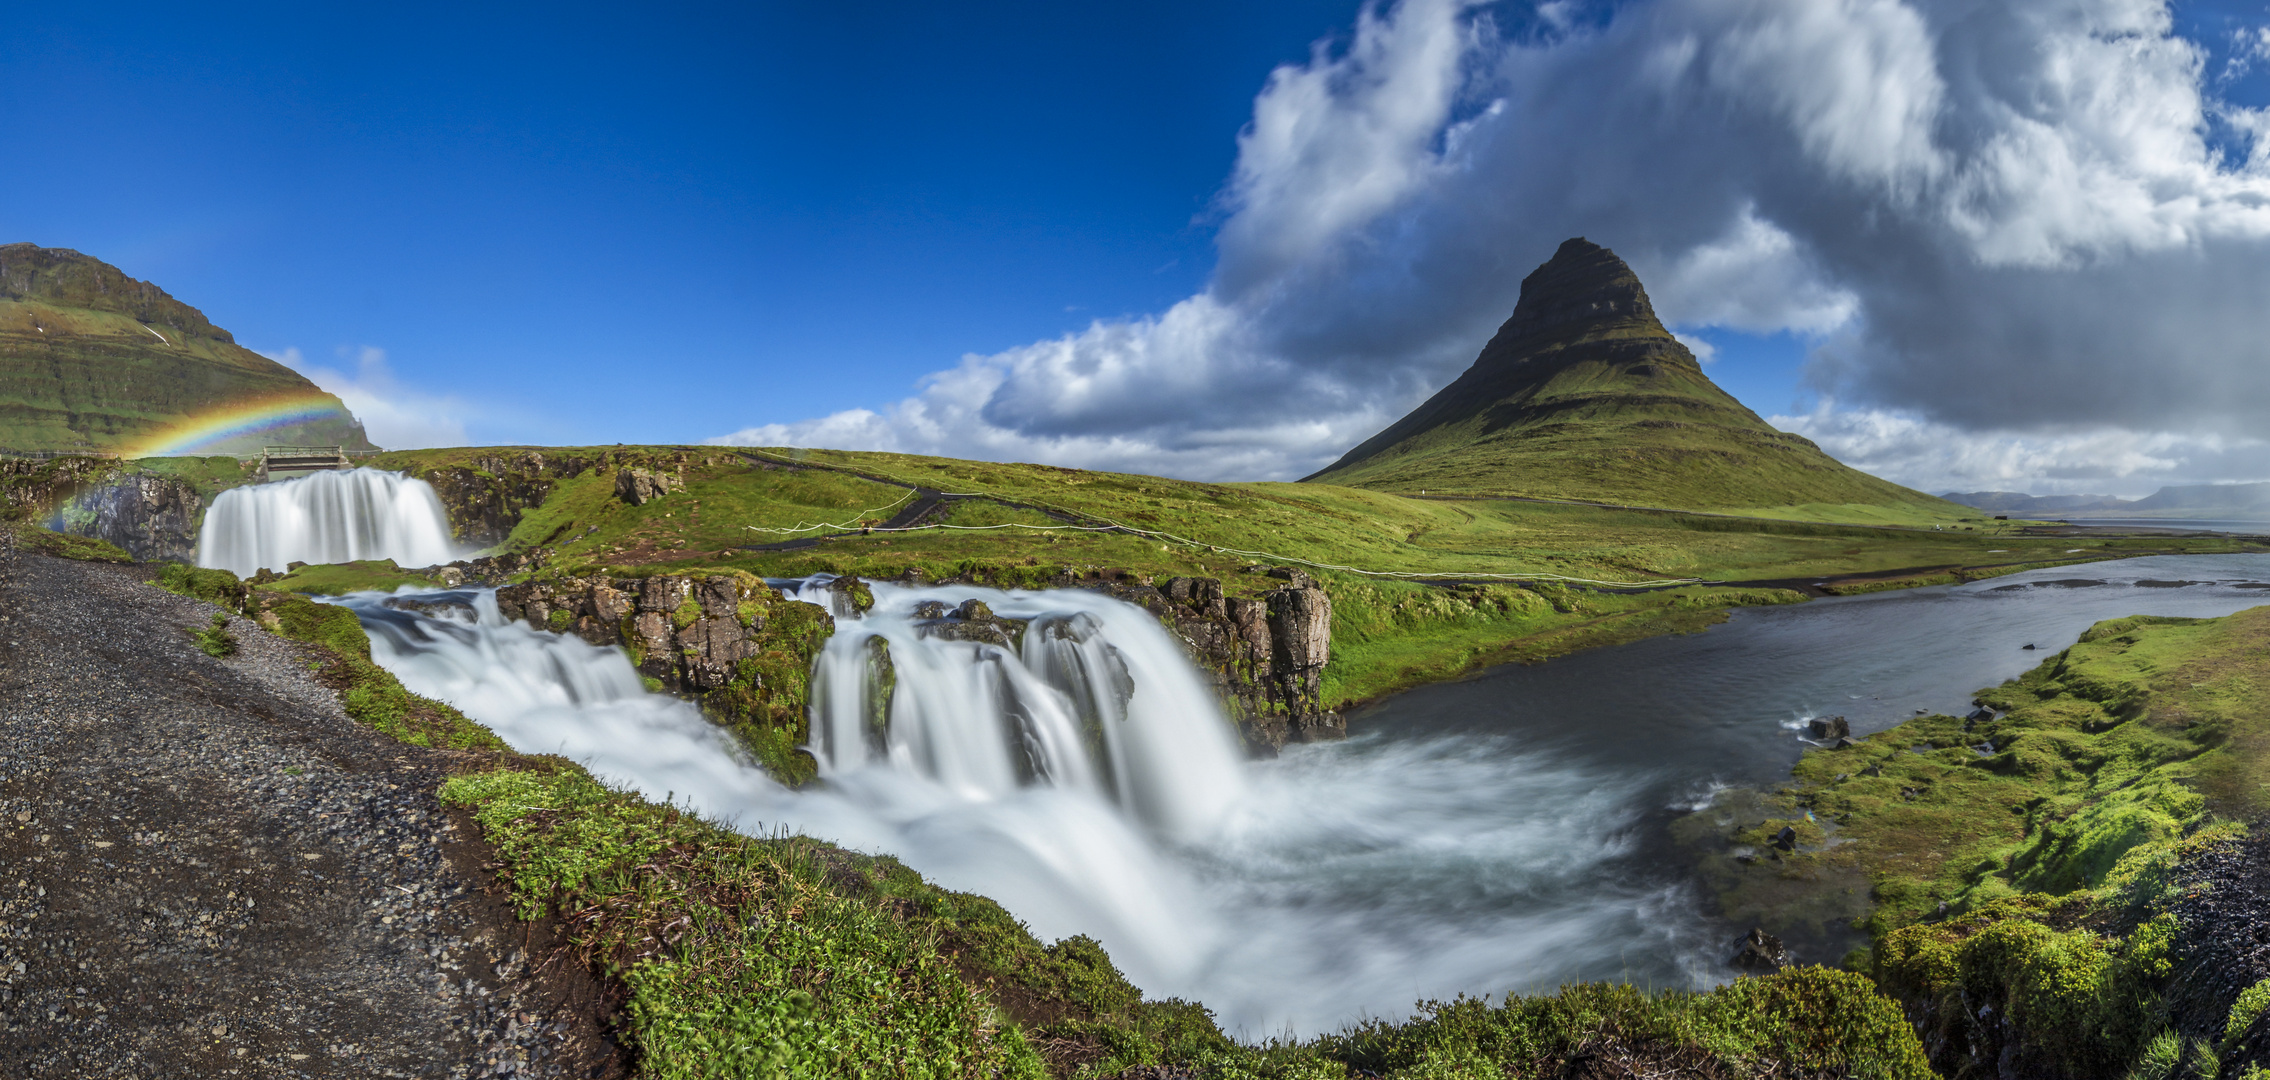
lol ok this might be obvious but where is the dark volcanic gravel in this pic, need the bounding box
[2173,827,2270,1069]
[0,542,628,1079]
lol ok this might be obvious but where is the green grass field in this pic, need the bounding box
[356,444,2268,708]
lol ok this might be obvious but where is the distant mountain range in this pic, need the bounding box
[1942,484,2270,519]
[1306,238,1958,519]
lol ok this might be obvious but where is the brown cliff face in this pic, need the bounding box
[1103,569,1342,752]
[0,457,206,561]
[385,448,704,548]
[494,561,1342,767]
[0,243,373,453]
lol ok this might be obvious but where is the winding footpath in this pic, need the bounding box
[0,542,627,1079]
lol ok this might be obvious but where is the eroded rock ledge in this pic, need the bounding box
[492,565,1340,760]
[493,571,833,779]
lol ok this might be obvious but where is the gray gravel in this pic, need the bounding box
[0,539,626,1078]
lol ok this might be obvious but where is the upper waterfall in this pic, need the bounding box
[197,468,460,576]
[798,579,1248,841]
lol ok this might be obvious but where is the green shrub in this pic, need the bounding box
[1879,899,2167,1079]
[19,526,132,563]
[190,612,237,657]
[156,562,248,610]
[2226,976,2270,1054]
[439,767,1048,1079]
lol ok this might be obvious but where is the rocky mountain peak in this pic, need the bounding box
[1495,237,1661,345]
[0,243,230,343]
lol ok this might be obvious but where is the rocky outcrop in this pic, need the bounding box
[57,473,204,561]
[1088,567,1342,752]
[0,457,207,561]
[1730,928,1789,971]
[614,468,679,506]
[493,570,834,781]
[496,558,1340,761]
[397,450,592,548]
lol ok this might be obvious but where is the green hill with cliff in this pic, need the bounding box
[1306,239,1961,523]
[0,243,372,454]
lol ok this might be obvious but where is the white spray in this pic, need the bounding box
[198,468,460,576]
[337,579,1706,1036]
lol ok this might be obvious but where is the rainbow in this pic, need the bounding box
[119,392,354,459]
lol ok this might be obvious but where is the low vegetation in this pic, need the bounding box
[440,762,1936,1080]
[189,611,237,657]
[28,440,2262,1075]
[1693,606,2270,1078]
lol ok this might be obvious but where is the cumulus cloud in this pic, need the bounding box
[1773,402,2270,497]
[716,0,2270,491]
[272,346,473,450]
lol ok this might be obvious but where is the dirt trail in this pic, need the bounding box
[0,542,628,1079]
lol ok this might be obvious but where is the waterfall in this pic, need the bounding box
[197,468,460,576]
[333,579,1711,1036]
[797,580,1247,841]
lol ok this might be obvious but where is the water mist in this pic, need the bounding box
[338,579,1712,1036]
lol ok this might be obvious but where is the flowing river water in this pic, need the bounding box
[328,556,2270,1037]
[194,472,2270,1036]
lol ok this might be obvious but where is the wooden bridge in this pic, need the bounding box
[258,445,352,481]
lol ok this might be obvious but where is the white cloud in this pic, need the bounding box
[716,0,2270,487]
[1772,402,2269,497]
[271,346,473,451]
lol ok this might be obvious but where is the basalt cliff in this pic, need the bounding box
[0,244,372,454]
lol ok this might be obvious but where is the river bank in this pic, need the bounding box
[8,524,1939,1077]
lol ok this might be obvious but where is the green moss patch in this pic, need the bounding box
[265,559,442,595]
[17,524,132,563]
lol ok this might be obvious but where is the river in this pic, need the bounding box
[336,552,2270,1039]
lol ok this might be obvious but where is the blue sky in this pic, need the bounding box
[10,2,2270,495]
[3,1,1364,446]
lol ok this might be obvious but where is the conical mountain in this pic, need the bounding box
[0,244,372,455]
[1306,239,1955,517]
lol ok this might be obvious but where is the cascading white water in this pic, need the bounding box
[198,468,460,575]
[800,582,1248,841]
[337,579,1707,1036]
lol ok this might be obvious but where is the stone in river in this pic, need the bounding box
[1807,715,1850,741]
[1730,928,1789,971]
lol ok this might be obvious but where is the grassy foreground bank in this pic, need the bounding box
[1697,605,2270,1078]
[110,542,1933,1078]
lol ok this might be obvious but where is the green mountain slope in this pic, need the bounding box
[0,243,372,454]
[1306,238,1960,522]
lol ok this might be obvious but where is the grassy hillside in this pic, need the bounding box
[0,243,371,453]
[367,444,2265,707]
[1689,606,2270,1078]
[1305,239,1962,521]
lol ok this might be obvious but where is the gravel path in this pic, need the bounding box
[0,542,628,1078]
[2174,827,2270,1070]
